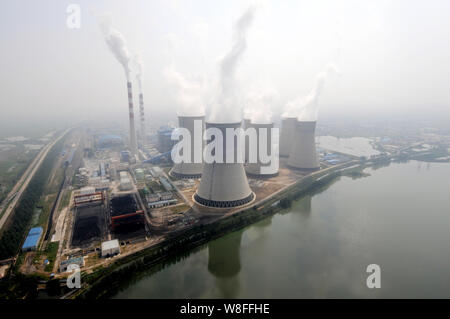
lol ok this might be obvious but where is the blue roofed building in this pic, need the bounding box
[22,227,43,252]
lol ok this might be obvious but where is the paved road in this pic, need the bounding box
[0,129,69,231]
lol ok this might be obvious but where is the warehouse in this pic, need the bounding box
[101,239,120,258]
[21,227,43,252]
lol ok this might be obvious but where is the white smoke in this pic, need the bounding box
[163,67,206,116]
[243,85,278,124]
[283,63,340,121]
[209,6,258,123]
[98,15,132,81]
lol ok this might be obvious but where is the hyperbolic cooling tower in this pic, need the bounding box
[245,122,278,177]
[287,120,320,170]
[279,117,297,157]
[242,118,251,163]
[127,82,138,155]
[170,115,205,179]
[194,122,254,208]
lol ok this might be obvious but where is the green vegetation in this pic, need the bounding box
[43,242,59,272]
[0,138,64,260]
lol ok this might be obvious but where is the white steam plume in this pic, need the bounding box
[243,85,278,124]
[98,15,132,81]
[283,63,340,121]
[209,6,258,123]
[163,67,206,116]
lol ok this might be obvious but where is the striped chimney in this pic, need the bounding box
[139,93,145,143]
[127,81,138,155]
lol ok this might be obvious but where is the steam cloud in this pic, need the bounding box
[98,15,132,81]
[134,53,143,91]
[243,85,278,124]
[283,63,339,121]
[209,6,258,123]
[163,67,206,116]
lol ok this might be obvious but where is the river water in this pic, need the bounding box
[113,160,450,298]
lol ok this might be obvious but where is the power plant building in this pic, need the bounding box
[195,122,254,208]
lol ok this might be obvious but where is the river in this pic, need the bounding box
[113,160,450,298]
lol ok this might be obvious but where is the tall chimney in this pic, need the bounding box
[139,93,146,144]
[245,122,278,177]
[287,120,320,170]
[279,117,297,157]
[170,115,205,179]
[127,82,138,155]
[194,122,254,208]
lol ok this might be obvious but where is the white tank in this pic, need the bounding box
[287,121,320,170]
[245,122,278,177]
[194,122,254,208]
[170,115,205,179]
[279,117,297,157]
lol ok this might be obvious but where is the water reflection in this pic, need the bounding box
[207,232,243,298]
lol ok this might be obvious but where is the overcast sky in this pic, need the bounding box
[1,0,450,133]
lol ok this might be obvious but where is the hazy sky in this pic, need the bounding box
[1,0,450,132]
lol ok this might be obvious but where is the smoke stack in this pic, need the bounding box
[194,122,254,208]
[127,82,138,155]
[245,122,278,177]
[170,115,205,178]
[287,121,319,170]
[279,117,297,157]
[138,93,146,143]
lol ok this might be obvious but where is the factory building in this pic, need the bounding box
[21,227,43,252]
[279,117,297,157]
[170,115,205,178]
[119,171,133,191]
[287,121,320,170]
[245,122,278,177]
[157,126,176,153]
[101,239,120,258]
[195,122,254,208]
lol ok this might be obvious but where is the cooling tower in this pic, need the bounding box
[245,122,278,177]
[127,82,138,155]
[279,117,297,157]
[287,120,320,170]
[242,118,251,163]
[170,115,205,179]
[194,122,254,208]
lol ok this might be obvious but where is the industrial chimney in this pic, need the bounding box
[279,117,297,157]
[245,122,278,177]
[127,82,138,155]
[194,122,254,208]
[170,115,205,179]
[287,120,320,170]
[138,93,146,144]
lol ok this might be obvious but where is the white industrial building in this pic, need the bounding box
[101,239,120,258]
[119,171,133,191]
